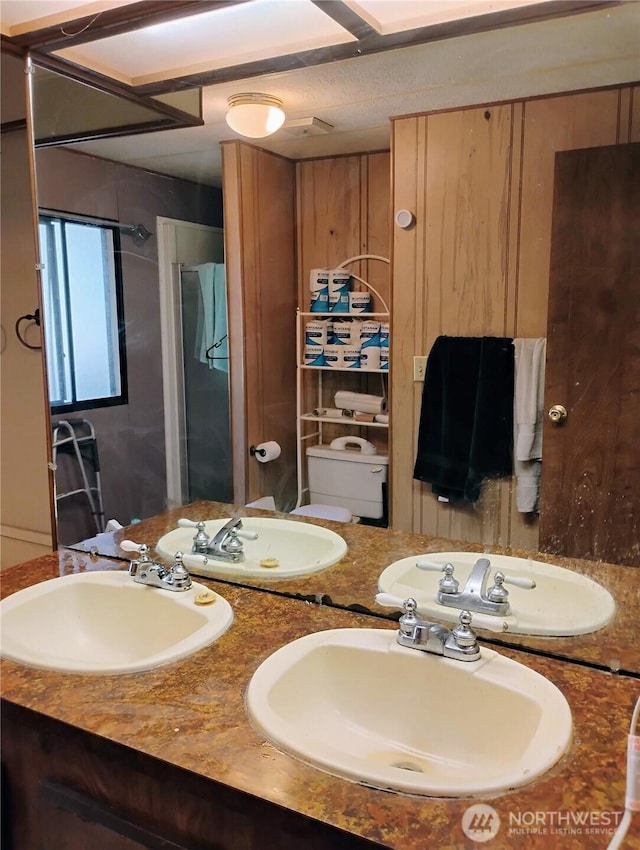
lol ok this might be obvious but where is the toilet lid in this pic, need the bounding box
[290,504,352,523]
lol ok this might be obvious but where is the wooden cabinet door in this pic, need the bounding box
[540,142,640,565]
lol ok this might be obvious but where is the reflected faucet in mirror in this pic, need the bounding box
[416,556,536,617]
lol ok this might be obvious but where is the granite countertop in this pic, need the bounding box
[1,550,639,850]
[77,500,640,674]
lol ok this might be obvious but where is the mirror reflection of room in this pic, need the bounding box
[1,1,638,569]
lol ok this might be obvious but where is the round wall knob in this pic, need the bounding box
[548,404,568,424]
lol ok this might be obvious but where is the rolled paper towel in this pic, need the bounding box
[334,391,387,415]
[253,441,281,463]
[374,413,389,424]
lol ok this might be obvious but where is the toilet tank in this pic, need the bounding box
[306,442,389,519]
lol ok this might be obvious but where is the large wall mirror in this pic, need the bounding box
[10,1,639,669]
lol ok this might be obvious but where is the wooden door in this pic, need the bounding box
[540,142,640,566]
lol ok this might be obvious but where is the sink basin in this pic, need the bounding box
[0,570,233,674]
[156,518,347,579]
[378,552,615,636]
[247,628,572,797]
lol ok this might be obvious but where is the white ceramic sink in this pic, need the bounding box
[156,518,347,579]
[247,628,572,797]
[378,552,615,636]
[0,570,233,674]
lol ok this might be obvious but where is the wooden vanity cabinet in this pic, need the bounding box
[1,702,378,850]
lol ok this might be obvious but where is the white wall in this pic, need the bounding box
[0,53,54,567]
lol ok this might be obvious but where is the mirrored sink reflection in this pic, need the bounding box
[378,552,616,637]
[0,570,233,674]
[247,628,572,797]
[156,517,347,579]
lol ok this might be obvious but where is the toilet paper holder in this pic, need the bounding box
[249,441,282,463]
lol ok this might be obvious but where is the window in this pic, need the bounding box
[38,212,127,413]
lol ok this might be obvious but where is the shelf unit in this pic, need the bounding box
[295,309,389,508]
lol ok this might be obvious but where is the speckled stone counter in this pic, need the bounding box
[76,500,640,675]
[1,550,639,849]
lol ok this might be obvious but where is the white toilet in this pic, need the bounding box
[304,437,389,521]
[246,437,388,524]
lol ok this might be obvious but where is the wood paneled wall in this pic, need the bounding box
[391,84,639,548]
[295,152,391,309]
[222,142,297,509]
[295,153,391,459]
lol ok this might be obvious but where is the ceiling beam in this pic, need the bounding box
[8,0,252,52]
[132,0,623,95]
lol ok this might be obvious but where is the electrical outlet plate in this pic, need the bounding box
[413,356,427,382]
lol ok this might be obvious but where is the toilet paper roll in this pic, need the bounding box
[309,269,330,312]
[348,291,371,313]
[328,269,351,313]
[322,408,353,419]
[304,345,327,367]
[360,320,382,348]
[380,349,389,371]
[305,320,328,346]
[342,345,361,369]
[380,321,390,348]
[323,344,343,367]
[253,441,281,463]
[332,320,356,345]
[360,345,381,370]
[334,391,388,415]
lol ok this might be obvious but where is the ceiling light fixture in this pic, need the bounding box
[226,93,285,139]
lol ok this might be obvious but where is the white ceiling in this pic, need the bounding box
[2,0,639,186]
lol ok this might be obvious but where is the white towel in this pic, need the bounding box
[514,338,546,512]
[196,263,229,373]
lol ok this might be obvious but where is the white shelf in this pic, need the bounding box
[300,413,388,428]
[298,311,389,318]
[300,364,389,374]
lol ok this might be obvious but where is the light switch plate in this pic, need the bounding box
[413,356,427,382]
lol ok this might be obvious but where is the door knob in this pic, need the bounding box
[548,404,568,424]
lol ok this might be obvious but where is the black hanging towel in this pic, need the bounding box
[413,336,514,503]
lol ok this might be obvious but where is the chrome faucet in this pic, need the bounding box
[376,594,484,662]
[178,517,259,563]
[416,556,536,617]
[120,540,192,592]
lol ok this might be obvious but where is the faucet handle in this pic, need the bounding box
[170,551,192,589]
[178,519,210,552]
[375,591,409,611]
[501,573,536,590]
[120,540,153,576]
[451,611,477,649]
[235,528,259,541]
[415,559,459,592]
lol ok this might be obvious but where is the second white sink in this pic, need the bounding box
[156,517,347,579]
[378,552,616,636]
[247,627,572,797]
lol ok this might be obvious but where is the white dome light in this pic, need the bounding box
[226,93,285,139]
